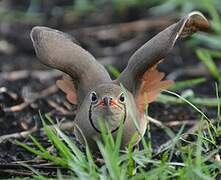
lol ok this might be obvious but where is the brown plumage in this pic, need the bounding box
[56,75,78,104]
[136,64,173,114]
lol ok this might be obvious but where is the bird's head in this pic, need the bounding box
[87,83,130,133]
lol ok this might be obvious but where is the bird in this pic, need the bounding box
[30,11,209,151]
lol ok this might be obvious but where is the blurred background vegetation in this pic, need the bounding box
[0,0,220,69]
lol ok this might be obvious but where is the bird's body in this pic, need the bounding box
[73,83,146,150]
[30,11,209,151]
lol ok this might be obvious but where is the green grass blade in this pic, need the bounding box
[107,65,121,78]
[169,78,206,91]
[158,94,221,107]
[16,140,67,167]
[29,135,47,152]
[196,49,220,80]
[53,125,86,162]
[43,123,74,161]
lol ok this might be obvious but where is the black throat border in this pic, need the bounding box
[88,104,127,134]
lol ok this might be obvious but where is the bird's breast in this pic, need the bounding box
[90,105,126,133]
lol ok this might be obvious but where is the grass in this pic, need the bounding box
[196,49,221,81]
[169,78,206,91]
[16,87,221,179]
[158,93,221,107]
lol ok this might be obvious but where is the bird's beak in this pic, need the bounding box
[99,97,118,107]
[103,97,110,106]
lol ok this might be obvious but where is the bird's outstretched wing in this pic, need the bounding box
[31,27,111,104]
[115,11,209,113]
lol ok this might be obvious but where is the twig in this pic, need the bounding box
[0,125,38,143]
[71,16,174,40]
[0,163,61,170]
[0,162,66,177]
[47,99,71,115]
[10,159,46,164]
[0,169,33,176]
[0,121,75,143]
[0,70,62,81]
[100,35,144,57]
[148,116,165,128]
[167,63,209,80]
[4,85,58,112]
[149,116,196,128]
[164,120,196,127]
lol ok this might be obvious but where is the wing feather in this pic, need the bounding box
[56,75,77,104]
[136,65,173,114]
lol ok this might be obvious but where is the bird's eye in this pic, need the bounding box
[90,91,98,103]
[119,93,125,103]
